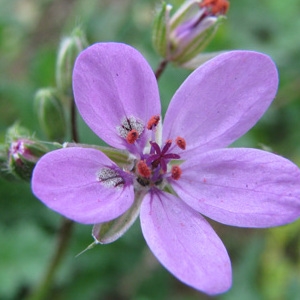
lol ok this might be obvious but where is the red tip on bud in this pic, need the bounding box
[175,136,186,150]
[147,115,160,130]
[126,130,139,144]
[171,165,182,180]
[200,0,230,15]
[137,160,152,178]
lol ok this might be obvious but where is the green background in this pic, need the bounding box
[0,0,300,299]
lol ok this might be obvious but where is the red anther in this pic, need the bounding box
[200,0,229,15]
[147,115,160,130]
[137,160,151,178]
[126,130,139,144]
[176,136,186,150]
[171,165,182,180]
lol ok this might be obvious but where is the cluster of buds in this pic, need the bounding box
[153,0,229,66]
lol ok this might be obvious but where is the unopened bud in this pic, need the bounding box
[56,27,88,97]
[153,0,229,66]
[5,125,49,181]
[35,88,66,141]
[0,144,11,180]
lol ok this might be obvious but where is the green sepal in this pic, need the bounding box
[152,2,170,58]
[92,190,146,244]
[56,27,88,98]
[64,142,132,168]
[34,88,67,141]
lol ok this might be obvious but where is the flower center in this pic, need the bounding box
[134,115,185,187]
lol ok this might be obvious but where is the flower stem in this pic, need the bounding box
[155,59,168,80]
[26,219,74,300]
[71,95,79,143]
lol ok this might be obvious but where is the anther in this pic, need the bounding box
[137,160,151,178]
[171,165,182,180]
[176,137,186,150]
[200,0,230,15]
[147,115,160,130]
[97,167,125,188]
[126,130,139,144]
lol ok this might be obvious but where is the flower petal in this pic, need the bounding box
[171,148,300,227]
[140,190,231,295]
[73,42,161,150]
[163,51,278,157]
[32,147,134,224]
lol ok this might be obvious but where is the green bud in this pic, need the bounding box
[0,144,12,180]
[152,0,229,67]
[152,2,171,58]
[34,88,66,141]
[56,27,88,97]
[5,124,49,181]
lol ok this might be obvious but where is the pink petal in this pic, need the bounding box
[163,51,278,157]
[140,190,231,295]
[73,42,161,151]
[32,147,134,224]
[171,148,300,227]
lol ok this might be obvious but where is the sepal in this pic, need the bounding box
[34,87,67,141]
[92,190,145,244]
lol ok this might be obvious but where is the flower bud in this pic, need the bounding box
[34,88,66,141]
[0,144,11,180]
[5,125,49,181]
[153,0,229,66]
[56,27,88,97]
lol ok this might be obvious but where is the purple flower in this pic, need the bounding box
[32,43,300,295]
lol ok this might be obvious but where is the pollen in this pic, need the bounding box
[171,165,182,180]
[147,115,160,130]
[97,167,125,188]
[126,130,139,144]
[200,0,230,15]
[137,160,151,178]
[176,136,186,150]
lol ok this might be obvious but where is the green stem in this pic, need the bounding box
[26,219,74,300]
[71,95,79,143]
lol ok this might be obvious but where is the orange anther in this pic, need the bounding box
[137,160,151,178]
[147,115,160,130]
[171,165,182,180]
[200,0,229,15]
[126,130,139,144]
[176,137,186,150]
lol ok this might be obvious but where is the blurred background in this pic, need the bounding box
[0,0,300,299]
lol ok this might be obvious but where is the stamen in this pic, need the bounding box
[147,115,160,130]
[126,130,139,144]
[137,160,151,178]
[200,0,230,15]
[117,116,144,142]
[176,137,186,150]
[171,165,182,180]
[97,167,125,188]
